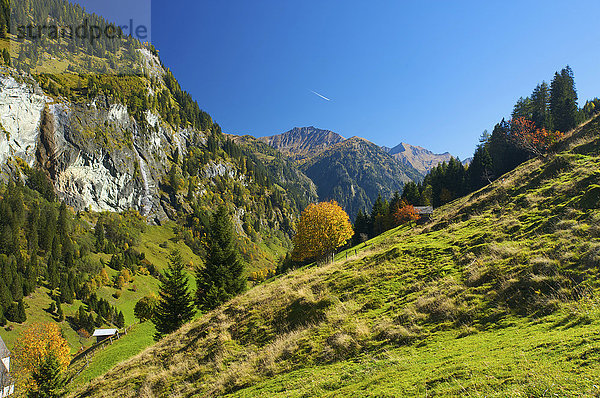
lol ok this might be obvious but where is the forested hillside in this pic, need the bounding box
[299,137,421,219]
[0,0,316,381]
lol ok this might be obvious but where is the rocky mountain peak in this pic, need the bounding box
[259,126,345,160]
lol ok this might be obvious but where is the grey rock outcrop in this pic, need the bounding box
[0,70,202,222]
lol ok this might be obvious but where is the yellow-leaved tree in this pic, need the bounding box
[13,323,71,393]
[292,200,353,262]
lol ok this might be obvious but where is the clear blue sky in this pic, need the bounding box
[75,0,600,159]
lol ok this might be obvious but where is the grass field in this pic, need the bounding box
[70,116,600,397]
[227,312,600,397]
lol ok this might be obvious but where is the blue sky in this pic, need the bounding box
[75,0,600,159]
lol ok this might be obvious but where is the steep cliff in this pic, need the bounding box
[0,67,188,221]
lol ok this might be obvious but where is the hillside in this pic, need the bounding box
[259,127,345,161]
[72,112,600,398]
[227,134,318,210]
[300,137,421,218]
[385,142,454,174]
[0,0,308,375]
[0,0,309,267]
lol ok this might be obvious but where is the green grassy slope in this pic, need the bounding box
[72,116,600,397]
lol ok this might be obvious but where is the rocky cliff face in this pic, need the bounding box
[0,69,197,222]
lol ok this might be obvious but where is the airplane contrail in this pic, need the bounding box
[309,89,331,101]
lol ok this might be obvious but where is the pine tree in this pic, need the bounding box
[95,221,105,252]
[196,206,246,311]
[352,209,370,244]
[530,82,552,131]
[153,250,195,340]
[57,202,69,239]
[550,66,578,133]
[29,351,65,398]
[115,311,125,328]
[370,195,389,236]
[401,182,421,206]
[15,299,26,323]
[512,96,532,120]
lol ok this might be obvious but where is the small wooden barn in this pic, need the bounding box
[414,206,433,224]
[92,328,119,344]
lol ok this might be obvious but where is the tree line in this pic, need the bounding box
[353,66,599,242]
[406,66,595,209]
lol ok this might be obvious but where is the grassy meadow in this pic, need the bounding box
[70,116,600,397]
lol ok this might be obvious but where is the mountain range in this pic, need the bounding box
[256,126,457,217]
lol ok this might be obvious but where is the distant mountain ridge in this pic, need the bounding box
[262,127,456,175]
[259,126,345,160]
[384,142,453,174]
[257,127,456,218]
[299,136,420,218]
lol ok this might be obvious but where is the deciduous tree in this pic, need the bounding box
[13,323,70,394]
[292,201,353,262]
[393,202,420,225]
[509,117,564,157]
[134,295,157,322]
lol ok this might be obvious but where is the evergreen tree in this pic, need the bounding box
[389,191,402,213]
[29,352,65,398]
[153,250,195,340]
[8,300,27,323]
[401,182,421,206]
[115,310,125,328]
[370,195,389,236]
[550,66,578,133]
[57,202,69,238]
[421,185,433,206]
[352,209,370,245]
[488,120,527,178]
[468,143,494,190]
[196,206,246,311]
[95,221,105,252]
[512,96,533,120]
[530,82,552,131]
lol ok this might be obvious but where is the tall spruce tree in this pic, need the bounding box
[550,66,578,133]
[152,250,195,340]
[196,206,245,311]
[530,82,552,131]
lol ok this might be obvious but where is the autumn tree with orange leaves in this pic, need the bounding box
[393,202,420,226]
[292,201,353,263]
[13,323,70,394]
[509,117,564,157]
